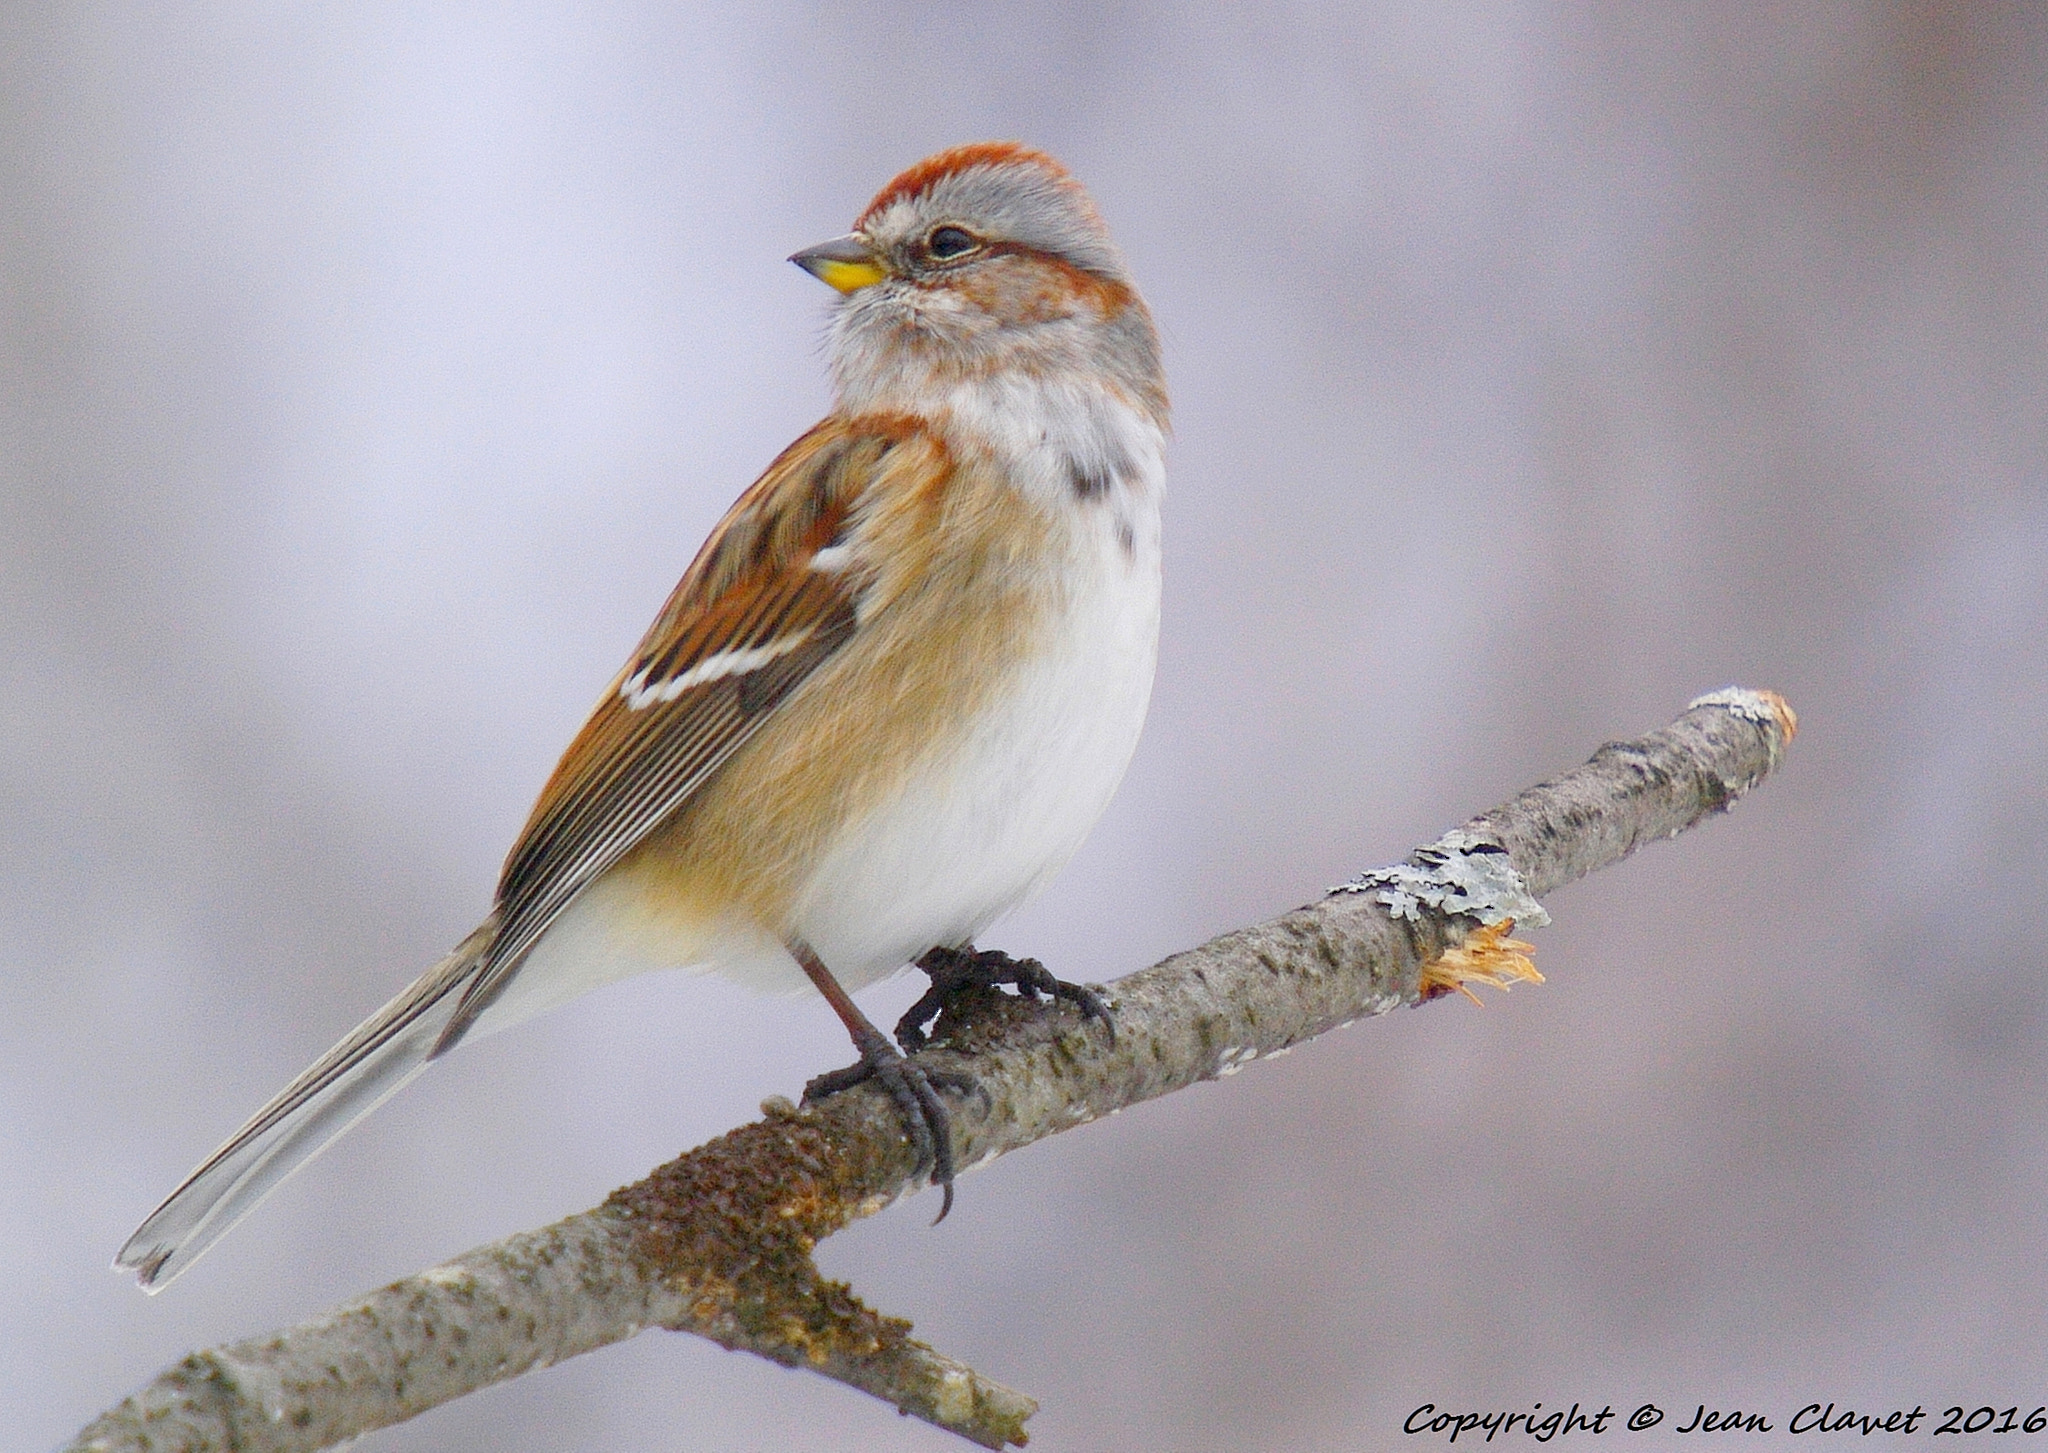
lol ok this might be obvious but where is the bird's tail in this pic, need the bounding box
[114,920,497,1291]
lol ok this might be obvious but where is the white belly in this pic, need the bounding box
[790,496,1161,990]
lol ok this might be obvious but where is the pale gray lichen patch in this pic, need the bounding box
[1687,686,1779,723]
[1331,827,1552,929]
[1214,1045,1259,1078]
[937,1368,976,1426]
[1686,686,1796,773]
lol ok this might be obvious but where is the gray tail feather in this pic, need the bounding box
[113,921,496,1291]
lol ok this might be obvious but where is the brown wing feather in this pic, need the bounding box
[436,414,923,1050]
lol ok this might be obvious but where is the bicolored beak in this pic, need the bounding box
[789,234,887,294]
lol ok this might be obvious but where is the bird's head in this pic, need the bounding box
[792,143,1163,422]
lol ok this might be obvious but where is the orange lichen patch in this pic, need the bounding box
[599,1106,1037,1444]
[1756,688,1799,741]
[605,1111,901,1341]
[1419,920,1544,1006]
[859,142,1069,225]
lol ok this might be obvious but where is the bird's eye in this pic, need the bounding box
[925,225,980,260]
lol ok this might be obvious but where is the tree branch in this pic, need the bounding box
[69,688,1797,1453]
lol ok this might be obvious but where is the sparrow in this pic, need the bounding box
[116,142,1169,1289]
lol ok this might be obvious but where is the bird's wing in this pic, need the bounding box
[114,415,936,1289]
[438,412,930,1048]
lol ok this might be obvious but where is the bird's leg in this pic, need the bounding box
[794,940,972,1221]
[896,943,1115,1055]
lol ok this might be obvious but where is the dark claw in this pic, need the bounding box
[933,1067,992,1113]
[802,1026,973,1221]
[898,944,1116,1053]
[801,1061,873,1101]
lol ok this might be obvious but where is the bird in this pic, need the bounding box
[115,142,1168,1290]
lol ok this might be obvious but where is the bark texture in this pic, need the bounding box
[69,689,1796,1452]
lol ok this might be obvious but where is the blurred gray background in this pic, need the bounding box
[8,3,2046,1448]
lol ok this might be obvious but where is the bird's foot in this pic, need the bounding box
[896,943,1115,1054]
[802,1025,977,1221]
